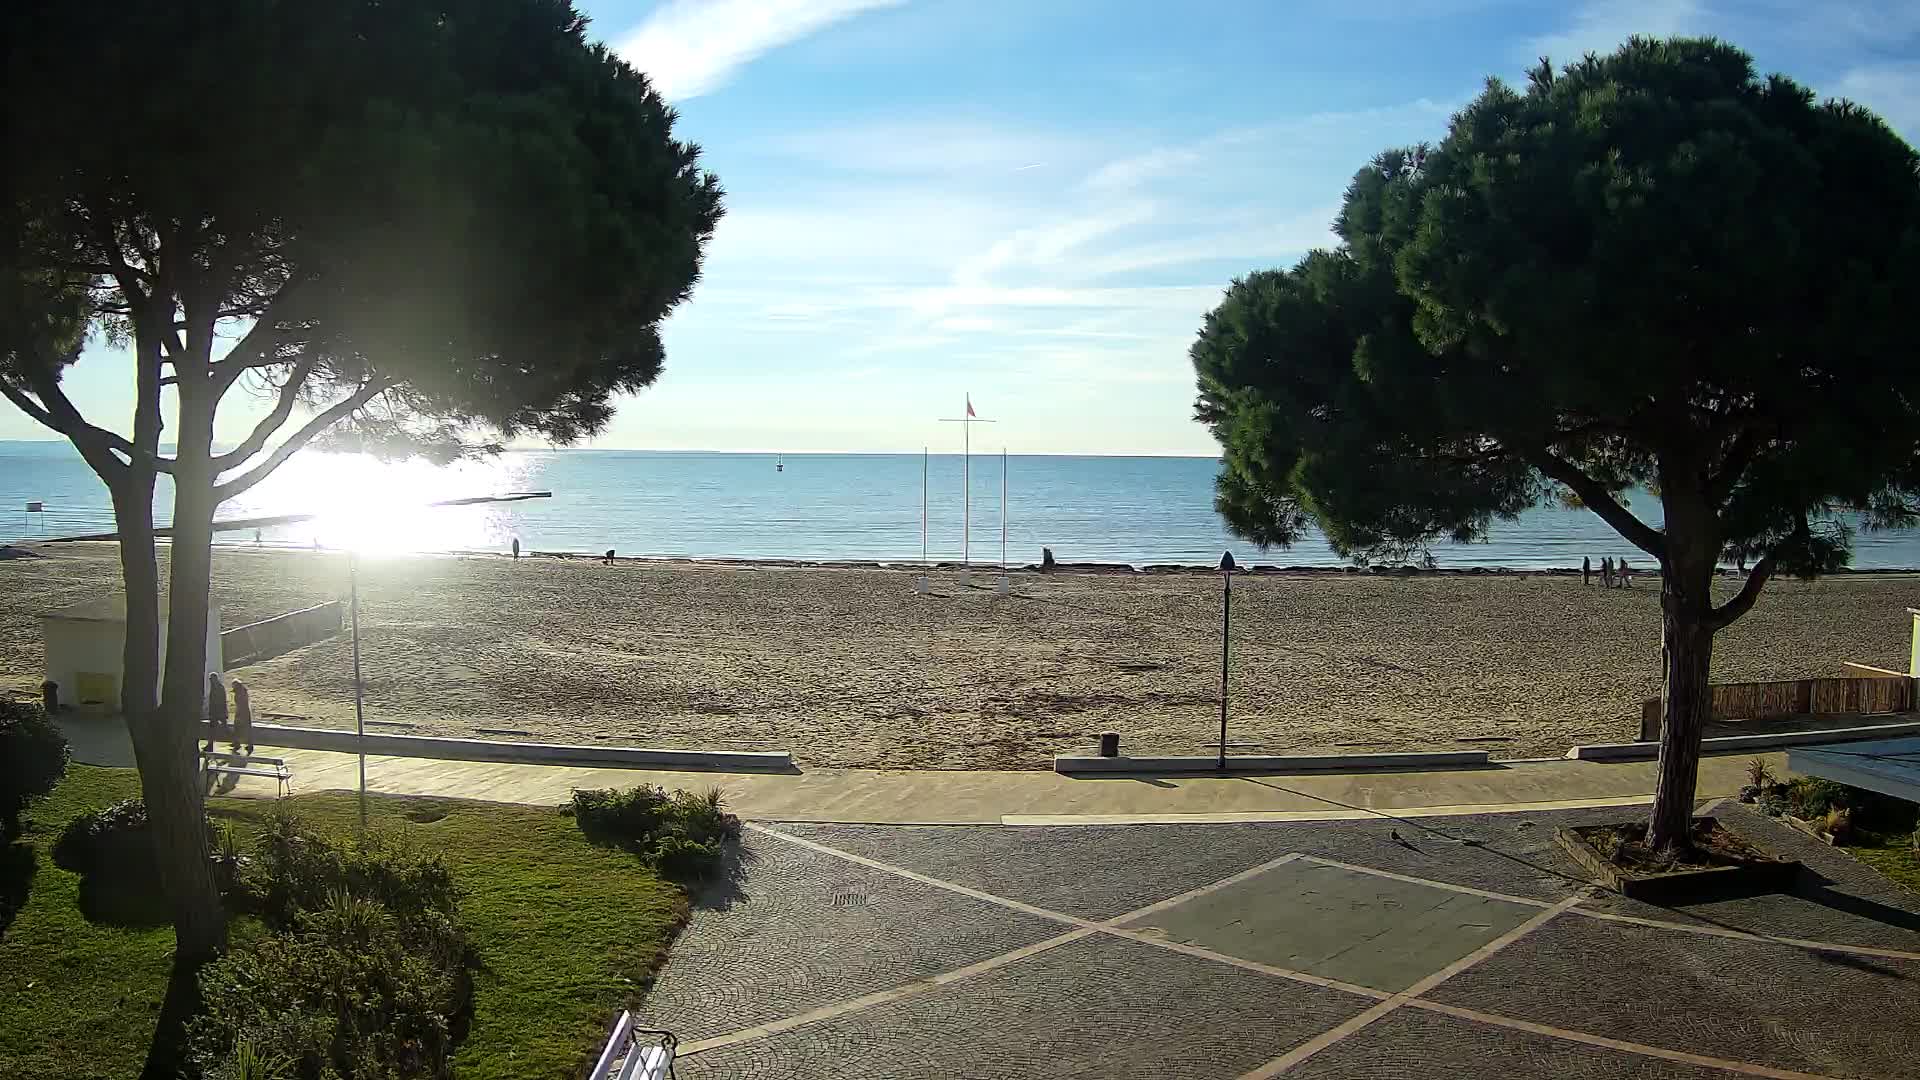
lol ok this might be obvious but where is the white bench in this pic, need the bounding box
[588,1011,675,1080]
[201,750,291,797]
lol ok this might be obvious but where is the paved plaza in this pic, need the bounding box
[640,803,1920,1079]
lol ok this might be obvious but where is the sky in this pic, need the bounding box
[9,0,1920,455]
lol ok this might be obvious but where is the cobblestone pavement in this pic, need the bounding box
[640,803,1920,1079]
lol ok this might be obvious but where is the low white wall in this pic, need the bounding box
[1054,750,1492,775]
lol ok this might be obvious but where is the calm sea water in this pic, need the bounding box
[6,439,1920,569]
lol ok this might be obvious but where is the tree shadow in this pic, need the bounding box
[52,829,172,929]
[1792,866,1920,935]
[689,841,755,913]
[0,841,37,935]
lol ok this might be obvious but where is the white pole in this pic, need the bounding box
[1001,448,1008,571]
[962,395,970,573]
[921,446,928,569]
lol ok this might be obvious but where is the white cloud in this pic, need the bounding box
[614,0,903,100]
[749,120,1097,175]
[1835,63,1920,139]
[1524,0,1703,66]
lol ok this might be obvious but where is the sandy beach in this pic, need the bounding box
[2,542,1916,769]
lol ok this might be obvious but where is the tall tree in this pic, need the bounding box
[1192,37,1920,851]
[1,1,721,1070]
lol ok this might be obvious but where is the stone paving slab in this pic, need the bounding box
[639,834,1066,1038]
[776,803,1723,919]
[1122,859,1542,992]
[769,821,1306,920]
[652,810,1917,1079]
[673,933,1371,1080]
[1428,913,1920,1079]
[1285,1007,1755,1079]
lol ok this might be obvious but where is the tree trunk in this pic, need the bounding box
[112,461,223,1080]
[154,378,225,964]
[1645,560,1716,852]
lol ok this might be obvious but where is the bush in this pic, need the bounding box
[569,785,739,878]
[190,815,474,1080]
[0,698,69,839]
[53,798,152,873]
[239,811,459,928]
[188,894,470,1080]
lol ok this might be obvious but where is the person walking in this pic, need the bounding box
[1619,559,1633,588]
[604,548,616,565]
[230,678,254,755]
[205,671,229,752]
[511,537,521,560]
[1582,556,1591,586]
[1601,556,1614,588]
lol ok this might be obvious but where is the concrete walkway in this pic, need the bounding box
[58,714,1780,824]
[646,804,1920,1078]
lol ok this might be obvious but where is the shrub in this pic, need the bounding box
[191,815,474,1080]
[188,894,471,1080]
[569,785,739,878]
[240,811,458,928]
[0,698,69,839]
[53,798,153,874]
[1744,758,1775,790]
[1819,806,1853,842]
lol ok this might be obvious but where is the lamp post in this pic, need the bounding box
[350,552,367,833]
[1218,550,1236,771]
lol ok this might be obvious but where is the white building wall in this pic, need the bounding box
[41,604,224,713]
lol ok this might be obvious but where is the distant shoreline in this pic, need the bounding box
[16,538,1920,580]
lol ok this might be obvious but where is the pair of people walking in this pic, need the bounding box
[203,671,255,754]
[1582,555,1634,588]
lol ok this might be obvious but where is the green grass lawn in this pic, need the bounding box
[0,766,689,1080]
[1845,836,1920,895]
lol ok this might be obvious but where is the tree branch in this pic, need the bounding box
[1706,427,1762,503]
[1,375,167,475]
[214,378,391,503]
[211,356,318,470]
[209,279,309,393]
[1707,550,1775,630]
[1528,450,1667,559]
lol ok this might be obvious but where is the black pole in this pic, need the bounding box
[1218,550,1236,770]
[351,553,366,834]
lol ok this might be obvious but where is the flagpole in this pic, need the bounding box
[921,446,928,570]
[1001,447,1007,572]
[963,393,971,577]
[937,396,992,588]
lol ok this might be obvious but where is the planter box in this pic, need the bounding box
[1553,817,1801,902]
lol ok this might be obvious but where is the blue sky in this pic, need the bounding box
[9,0,1920,454]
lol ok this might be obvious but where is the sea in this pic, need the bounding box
[6,438,1920,569]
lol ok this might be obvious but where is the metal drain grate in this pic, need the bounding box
[830,889,868,909]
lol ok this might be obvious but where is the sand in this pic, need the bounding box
[2,542,1916,770]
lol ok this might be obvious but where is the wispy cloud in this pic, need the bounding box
[748,119,1094,175]
[615,0,903,100]
[1524,0,1703,65]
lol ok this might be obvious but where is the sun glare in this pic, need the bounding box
[217,452,534,556]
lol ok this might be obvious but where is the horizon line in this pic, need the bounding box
[0,436,1222,460]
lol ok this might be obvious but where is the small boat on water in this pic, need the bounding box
[776,454,784,472]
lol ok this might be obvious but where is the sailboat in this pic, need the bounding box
[775,453,783,473]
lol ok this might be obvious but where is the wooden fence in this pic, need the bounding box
[1637,676,1917,741]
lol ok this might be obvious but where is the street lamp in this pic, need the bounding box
[1217,550,1236,770]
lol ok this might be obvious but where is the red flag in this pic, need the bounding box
[966,396,976,418]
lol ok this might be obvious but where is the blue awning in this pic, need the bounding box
[1787,737,1920,804]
